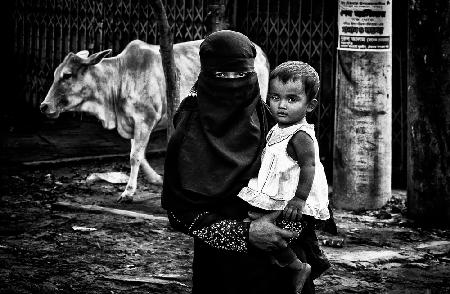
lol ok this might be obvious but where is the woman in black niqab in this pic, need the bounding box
[160,31,325,294]
[162,30,268,213]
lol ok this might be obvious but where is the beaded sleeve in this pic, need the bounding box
[167,210,250,253]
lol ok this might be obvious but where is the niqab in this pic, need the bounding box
[162,30,267,211]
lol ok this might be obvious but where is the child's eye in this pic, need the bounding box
[268,95,279,101]
[288,96,299,103]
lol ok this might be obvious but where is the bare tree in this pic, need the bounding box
[149,0,180,139]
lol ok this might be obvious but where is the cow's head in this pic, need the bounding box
[40,49,112,118]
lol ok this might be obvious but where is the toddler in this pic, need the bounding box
[238,61,330,293]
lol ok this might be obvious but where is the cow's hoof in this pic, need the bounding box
[117,194,134,203]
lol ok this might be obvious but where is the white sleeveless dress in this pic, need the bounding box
[237,120,330,220]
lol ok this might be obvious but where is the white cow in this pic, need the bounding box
[40,39,270,202]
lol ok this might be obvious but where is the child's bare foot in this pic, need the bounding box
[293,262,311,293]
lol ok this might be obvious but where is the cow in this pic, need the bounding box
[40,39,270,203]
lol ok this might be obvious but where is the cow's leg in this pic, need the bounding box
[117,120,155,203]
[117,138,142,202]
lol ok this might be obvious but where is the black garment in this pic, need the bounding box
[161,93,269,211]
[199,30,256,72]
[178,71,263,200]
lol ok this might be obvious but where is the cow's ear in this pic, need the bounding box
[85,49,112,65]
[76,50,90,59]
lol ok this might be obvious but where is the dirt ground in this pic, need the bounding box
[1,155,449,294]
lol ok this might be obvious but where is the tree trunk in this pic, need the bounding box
[206,0,229,35]
[333,51,392,210]
[407,0,450,226]
[150,0,180,139]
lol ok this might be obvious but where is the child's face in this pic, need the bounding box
[268,78,317,128]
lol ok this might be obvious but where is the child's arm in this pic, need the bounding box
[283,131,316,222]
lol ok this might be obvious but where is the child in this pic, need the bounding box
[238,61,330,293]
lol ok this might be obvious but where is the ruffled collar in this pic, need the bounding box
[267,118,313,146]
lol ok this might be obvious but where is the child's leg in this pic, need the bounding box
[251,209,312,292]
[287,258,311,294]
[272,247,311,294]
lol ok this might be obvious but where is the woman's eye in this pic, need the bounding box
[214,72,250,79]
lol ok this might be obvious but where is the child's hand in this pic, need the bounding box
[282,198,306,222]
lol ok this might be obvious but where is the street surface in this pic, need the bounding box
[1,157,449,293]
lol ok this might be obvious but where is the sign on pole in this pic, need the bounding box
[338,0,392,51]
